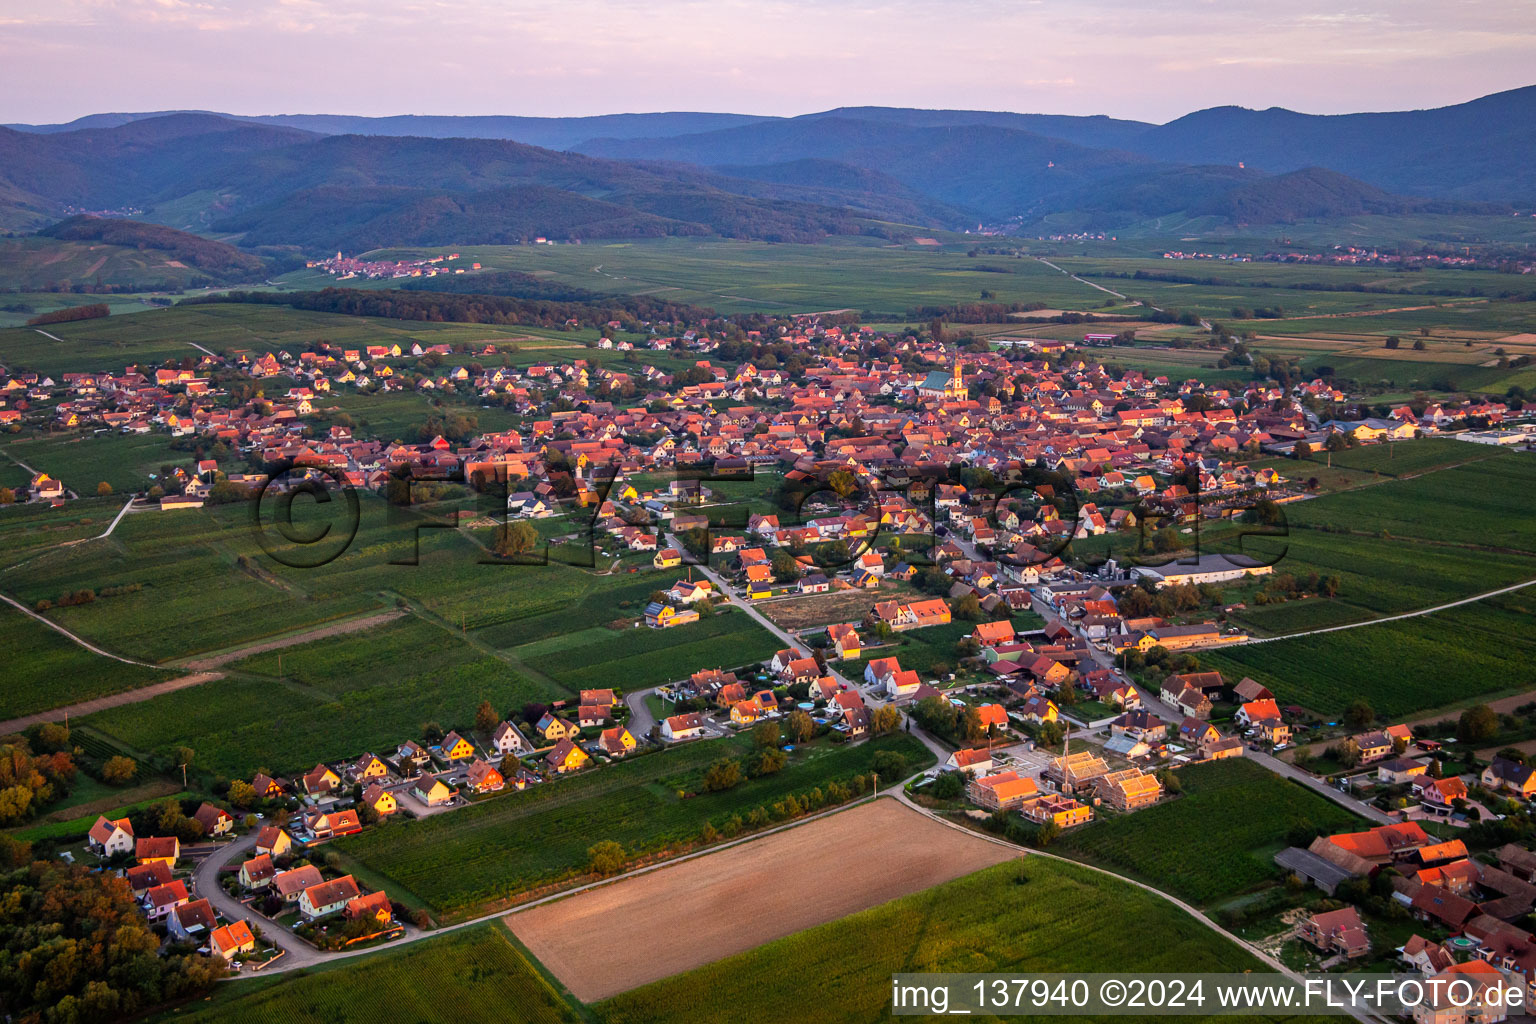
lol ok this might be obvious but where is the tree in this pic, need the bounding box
[787,710,815,744]
[1293,441,1312,460]
[753,721,781,749]
[1412,339,1426,351]
[958,707,986,746]
[495,520,539,557]
[175,746,195,771]
[771,549,802,583]
[1458,704,1498,743]
[96,481,113,496]
[747,748,786,778]
[1335,738,1362,769]
[872,705,900,735]
[1032,820,1061,847]
[101,755,136,784]
[952,594,983,621]
[1384,336,1400,350]
[475,700,498,734]
[587,840,627,876]
[1156,769,1182,795]
[703,758,743,792]
[871,750,907,782]
[227,780,257,809]
[1342,699,1375,731]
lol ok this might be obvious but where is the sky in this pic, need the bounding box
[1,0,1533,125]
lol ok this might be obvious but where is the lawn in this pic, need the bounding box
[1054,758,1363,907]
[151,924,577,1024]
[596,857,1307,1024]
[337,732,935,918]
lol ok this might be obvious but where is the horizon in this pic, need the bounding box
[3,0,1535,125]
[8,80,1536,132]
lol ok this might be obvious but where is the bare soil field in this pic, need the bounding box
[507,799,1016,1001]
[759,581,917,631]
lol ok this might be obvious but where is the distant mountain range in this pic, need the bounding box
[2,87,1531,250]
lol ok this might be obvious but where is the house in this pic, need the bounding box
[1482,757,1536,798]
[412,777,455,807]
[1352,731,1396,764]
[947,748,994,774]
[1413,774,1469,812]
[1235,699,1289,746]
[273,865,324,903]
[600,727,638,757]
[299,875,363,921]
[136,836,179,868]
[210,920,256,960]
[303,808,362,840]
[662,713,706,742]
[1408,961,1510,1024]
[344,890,394,926]
[192,802,235,837]
[464,759,505,793]
[255,826,292,858]
[301,763,341,796]
[361,782,398,817]
[1111,710,1167,743]
[1019,793,1092,828]
[395,740,432,770]
[125,862,173,893]
[439,730,476,762]
[491,720,531,757]
[577,705,611,728]
[535,712,577,742]
[239,853,277,890]
[1094,768,1163,810]
[250,773,287,799]
[972,620,1016,647]
[169,898,217,942]
[545,738,590,774]
[1162,682,1212,719]
[645,602,700,628]
[1378,757,1429,785]
[142,880,190,920]
[1298,906,1370,959]
[967,770,1038,811]
[87,815,134,857]
[580,688,618,708]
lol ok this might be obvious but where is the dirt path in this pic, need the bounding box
[0,591,158,666]
[177,609,406,671]
[508,800,1017,1001]
[0,672,223,734]
[1242,577,1536,645]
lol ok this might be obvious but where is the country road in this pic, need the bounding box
[0,671,223,735]
[0,591,159,667]
[1242,576,1536,644]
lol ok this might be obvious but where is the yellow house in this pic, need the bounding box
[412,777,454,807]
[615,483,639,501]
[730,701,760,726]
[653,548,683,569]
[546,738,590,774]
[439,731,476,762]
[535,713,575,741]
[362,783,397,816]
[1021,794,1092,828]
[600,727,637,756]
[352,754,390,780]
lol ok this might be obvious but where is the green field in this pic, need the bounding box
[1054,759,1363,907]
[337,732,935,918]
[0,237,234,292]
[597,857,1306,1024]
[1200,592,1536,719]
[1,431,194,494]
[81,615,556,778]
[0,601,166,720]
[308,238,1113,316]
[154,924,577,1024]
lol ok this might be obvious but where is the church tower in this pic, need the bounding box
[950,357,965,398]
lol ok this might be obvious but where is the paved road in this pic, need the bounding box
[623,685,660,736]
[663,533,876,703]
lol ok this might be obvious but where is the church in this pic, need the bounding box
[918,359,967,401]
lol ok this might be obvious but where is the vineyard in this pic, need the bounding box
[1054,758,1363,907]
[0,602,165,719]
[337,733,934,918]
[163,924,577,1024]
[1200,593,1536,718]
[595,858,1307,1024]
[84,616,556,777]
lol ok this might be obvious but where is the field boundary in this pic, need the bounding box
[1245,575,1536,644]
